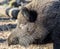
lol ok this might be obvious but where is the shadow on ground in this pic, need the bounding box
[0,38,6,43]
[0,18,17,31]
[0,24,17,31]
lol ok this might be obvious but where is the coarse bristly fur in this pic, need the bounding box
[8,0,60,47]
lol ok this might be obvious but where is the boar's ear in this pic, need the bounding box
[20,7,38,22]
[20,7,30,21]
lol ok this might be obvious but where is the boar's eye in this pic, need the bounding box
[21,7,38,22]
[29,10,37,22]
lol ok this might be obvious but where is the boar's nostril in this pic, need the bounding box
[14,37,19,44]
[12,37,19,45]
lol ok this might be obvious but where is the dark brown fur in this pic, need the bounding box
[8,0,60,48]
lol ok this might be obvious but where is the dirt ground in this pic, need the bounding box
[0,19,53,49]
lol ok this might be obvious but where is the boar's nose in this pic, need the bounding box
[8,37,19,46]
